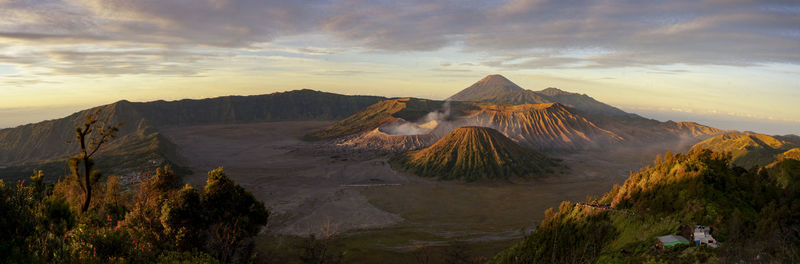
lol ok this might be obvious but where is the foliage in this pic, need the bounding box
[491,148,800,263]
[490,202,618,264]
[0,166,269,264]
[69,109,121,213]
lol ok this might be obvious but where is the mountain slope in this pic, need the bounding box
[392,126,555,181]
[691,132,797,168]
[448,74,536,102]
[535,87,632,117]
[442,103,624,150]
[491,149,800,263]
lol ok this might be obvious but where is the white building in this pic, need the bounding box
[693,225,718,248]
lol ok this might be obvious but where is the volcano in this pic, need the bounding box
[392,126,556,181]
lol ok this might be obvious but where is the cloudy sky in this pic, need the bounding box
[1,0,798,134]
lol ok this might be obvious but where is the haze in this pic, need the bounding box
[1,0,798,134]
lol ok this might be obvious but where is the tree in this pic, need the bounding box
[201,168,269,263]
[69,109,120,213]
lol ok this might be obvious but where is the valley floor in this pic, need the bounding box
[161,121,677,262]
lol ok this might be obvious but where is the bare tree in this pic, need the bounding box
[300,218,343,264]
[69,109,120,213]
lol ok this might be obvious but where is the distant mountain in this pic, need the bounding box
[448,74,631,117]
[316,93,722,152]
[0,90,384,180]
[441,102,623,150]
[661,121,724,137]
[312,98,626,151]
[691,132,798,168]
[534,87,632,117]
[391,126,555,181]
[448,75,537,102]
[126,89,384,127]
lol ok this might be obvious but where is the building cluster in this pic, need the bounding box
[655,224,719,249]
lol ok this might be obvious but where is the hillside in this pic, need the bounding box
[0,90,385,179]
[691,132,797,168]
[391,126,556,181]
[491,149,800,263]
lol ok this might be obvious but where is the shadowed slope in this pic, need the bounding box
[0,89,384,179]
[392,126,556,181]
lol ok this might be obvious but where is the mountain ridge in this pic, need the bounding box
[0,89,386,179]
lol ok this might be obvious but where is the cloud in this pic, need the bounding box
[318,0,800,67]
[0,0,798,77]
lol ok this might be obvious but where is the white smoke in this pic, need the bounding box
[381,101,452,135]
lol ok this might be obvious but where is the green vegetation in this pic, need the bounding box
[392,126,557,181]
[491,149,800,263]
[691,133,798,168]
[0,165,268,264]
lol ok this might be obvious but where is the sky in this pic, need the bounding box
[0,0,798,135]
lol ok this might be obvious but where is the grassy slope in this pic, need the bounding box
[490,149,800,263]
[691,133,797,168]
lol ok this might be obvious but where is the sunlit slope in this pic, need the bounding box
[392,126,556,181]
[691,132,798,168]
[490,149,800,263]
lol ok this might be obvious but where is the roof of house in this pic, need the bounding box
[657,235,689,244]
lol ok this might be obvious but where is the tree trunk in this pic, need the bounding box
[79,132,91,213]
[81,156,91,212]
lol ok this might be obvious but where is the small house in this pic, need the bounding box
[656,235,690,248]
[693,225,719,248]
